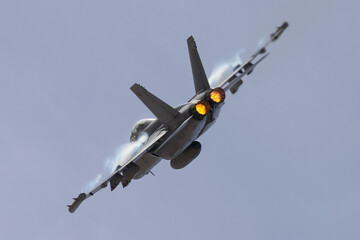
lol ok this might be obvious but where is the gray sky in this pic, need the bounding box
[1,1,359,239]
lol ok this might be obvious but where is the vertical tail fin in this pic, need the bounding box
[187,36,210,94]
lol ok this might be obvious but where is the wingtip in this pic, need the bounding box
[68,193,86,214]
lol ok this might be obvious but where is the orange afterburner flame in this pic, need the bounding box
[195,100,210,115]
[210,88,225,103]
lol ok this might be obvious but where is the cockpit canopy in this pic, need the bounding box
[130,118,155,142]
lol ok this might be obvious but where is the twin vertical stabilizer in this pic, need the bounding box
[130,36,210,123]
[187,36,210,94]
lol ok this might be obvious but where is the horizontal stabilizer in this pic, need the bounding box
[131,84,179,124]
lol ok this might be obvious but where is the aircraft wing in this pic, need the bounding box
[217,22,288,94]
[67,128,168,213]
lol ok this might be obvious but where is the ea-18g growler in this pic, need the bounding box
[68,22,288,213]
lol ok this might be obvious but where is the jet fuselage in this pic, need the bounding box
[67,22,288,213]
[133,98,224,179]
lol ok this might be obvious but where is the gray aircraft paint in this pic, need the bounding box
[2,1,360,239]
[67,23,287,212]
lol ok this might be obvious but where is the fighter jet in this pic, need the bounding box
[68,22,288,213]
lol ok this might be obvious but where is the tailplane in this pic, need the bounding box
[131,84,179,124]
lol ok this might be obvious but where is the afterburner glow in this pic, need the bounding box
[196,104,207,115]
[210,88,225,103]
[195,101,210,115]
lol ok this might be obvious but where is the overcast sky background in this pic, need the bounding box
[1,1,359,239]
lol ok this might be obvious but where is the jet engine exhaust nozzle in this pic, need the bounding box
[209,88,225,104]
[191,100,211,120]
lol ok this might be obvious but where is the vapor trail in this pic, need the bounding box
[208,49,245,88]
[82,133,149,192]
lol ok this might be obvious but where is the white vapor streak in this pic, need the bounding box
[208,49,245,88]
[258,36,266,47]
[82,132,149,192]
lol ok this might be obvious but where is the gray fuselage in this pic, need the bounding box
[133,98,224,179]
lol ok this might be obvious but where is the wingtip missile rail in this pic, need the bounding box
[254,21,289,56]
[218,21,288,94]
[271,21,289,42]
[68,193,86,213]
